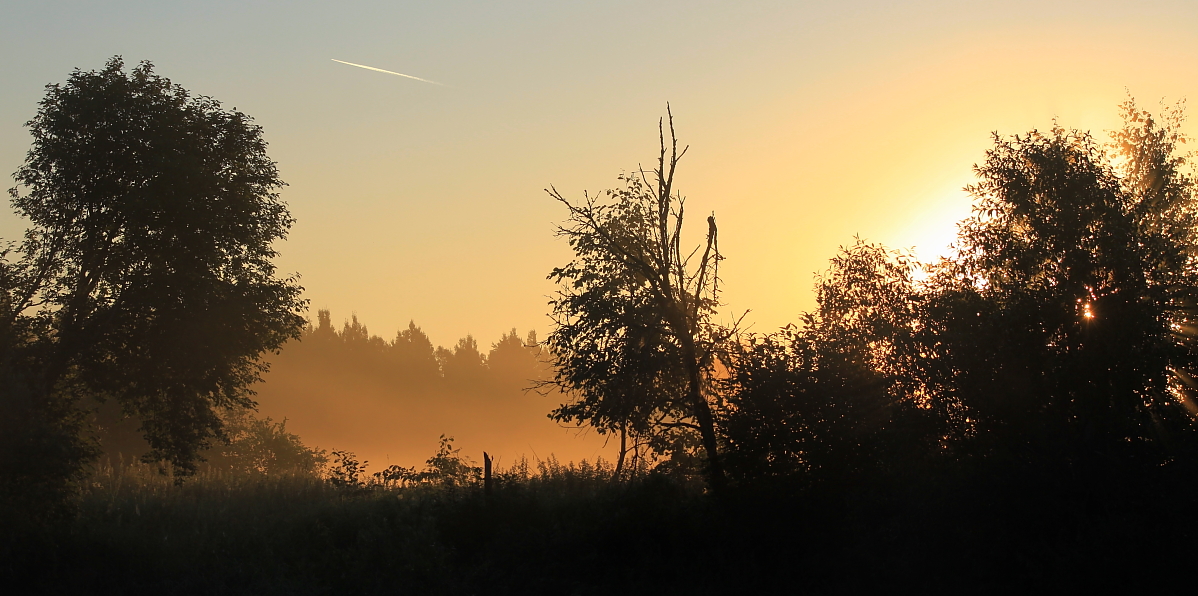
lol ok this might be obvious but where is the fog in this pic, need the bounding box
[252,311,615,470]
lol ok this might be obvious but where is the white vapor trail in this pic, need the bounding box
[331,59,444,86]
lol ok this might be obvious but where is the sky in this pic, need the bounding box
[3,0,1198,348]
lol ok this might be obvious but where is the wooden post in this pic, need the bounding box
[483,451,493,497]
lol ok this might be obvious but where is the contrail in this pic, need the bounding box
[331,59,444,86]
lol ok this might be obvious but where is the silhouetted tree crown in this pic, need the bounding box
[720,240,936,485]
[545,109,730,484]
[2,56,305,484]
[917,102,1198,463]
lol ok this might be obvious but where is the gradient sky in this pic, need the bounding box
[3,0,1197,348]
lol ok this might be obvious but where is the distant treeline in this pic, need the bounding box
[90,306,559,481]
[244,312,602,472]
[281,309,548,395]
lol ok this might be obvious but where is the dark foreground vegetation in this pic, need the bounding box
[5,58,1198,593]
[8,455,1196,594]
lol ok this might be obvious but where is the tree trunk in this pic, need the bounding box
[685,352,725,493]
[614,421,627,481]
[674,320,725,493]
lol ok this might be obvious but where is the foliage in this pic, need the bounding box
[720,241,938,486]
[0,366,98,529]
[325,436,482,490]
[0,54,305,521]
[326,450,371,489]
[914,102,1198,468]
[412,435,481,486]
[204,409,327,476]
[720,99,1198,487]
[545,108,730,485]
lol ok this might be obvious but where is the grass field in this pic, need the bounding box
[9,454,1198,595]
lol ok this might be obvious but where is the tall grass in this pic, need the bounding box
[14,455,734,595]
[14,452,1195,594]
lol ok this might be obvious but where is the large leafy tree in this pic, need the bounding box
[545,110,728,486]
[915,101,1198,468]
[720,241,940,485]
[2,57,305,484]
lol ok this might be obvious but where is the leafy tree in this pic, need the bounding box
[545,109,729,487]
[1,57,305,492]
[720,241,938,485]
[203,408,327,475]
[913,101,1198,470]
[546,265,692,477]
